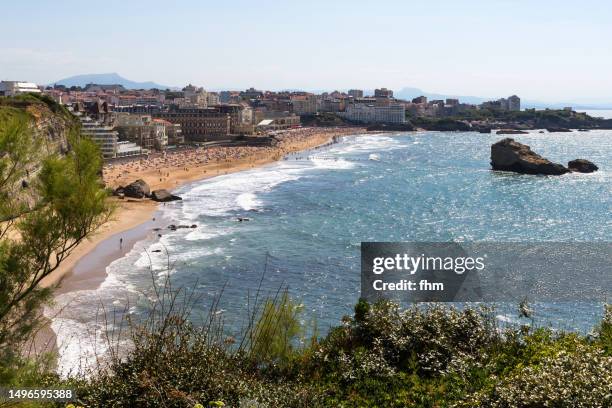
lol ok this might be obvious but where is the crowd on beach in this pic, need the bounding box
[102,127,362,188]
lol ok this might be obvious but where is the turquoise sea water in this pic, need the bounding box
[48,130,611,375]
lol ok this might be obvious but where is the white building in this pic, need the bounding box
[116,141,143,158]
[81,119,119,159]
[0,81,41,96]
[339,103,406,124]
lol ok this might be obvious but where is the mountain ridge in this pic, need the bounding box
[51,73,175,90]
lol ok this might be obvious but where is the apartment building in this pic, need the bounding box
[374,88,394,98]
[339,103,405,124]
[81,119,120,159]
[348,89,364,98]
[291,94,318,115]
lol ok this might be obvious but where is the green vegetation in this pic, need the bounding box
[0,107,111,399]
[23,296,605,408]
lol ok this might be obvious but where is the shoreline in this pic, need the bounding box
[33,127,365,358]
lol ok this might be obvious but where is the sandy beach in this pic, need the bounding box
[29,127,365,357]
[41,127,363,290]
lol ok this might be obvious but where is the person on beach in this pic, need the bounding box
[120,237,123,249]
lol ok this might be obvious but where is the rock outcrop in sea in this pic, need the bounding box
[568,159,599,173]
[496,129,529,135]
[115,179,151,198]
[490,138,569,175]
[151,189,182,202]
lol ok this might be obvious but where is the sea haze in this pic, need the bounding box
[47,131,612,376]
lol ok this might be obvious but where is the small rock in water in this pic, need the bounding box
[568,159,598,173]
[151,189,182,202]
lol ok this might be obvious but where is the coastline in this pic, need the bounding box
[42,127,363,290]
[34,127,365,358]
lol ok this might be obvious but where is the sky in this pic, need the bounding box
[1,0,612,103]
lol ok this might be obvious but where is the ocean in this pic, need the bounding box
[47,130,612,376]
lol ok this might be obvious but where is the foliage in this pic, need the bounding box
[65,283,321,408]
[249,291,303,364]
[0,112,110,392]
[57,297,612,408]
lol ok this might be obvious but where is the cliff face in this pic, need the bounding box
[0,94,79,155]
[1,95,80,210]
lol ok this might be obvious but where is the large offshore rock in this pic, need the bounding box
[490,138,569,175]
[118,179,151,198]
[151,189,182,202]
[568,159,598,173]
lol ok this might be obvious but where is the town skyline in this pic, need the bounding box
[2,0,612,104]
[41,72,610,110]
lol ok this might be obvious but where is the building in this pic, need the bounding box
[291,94,318,115]
[374,88,393,98]
[206,92,220,106]
[182,84,208,107]
[256,113,300,130]
[81,119,119,159]
[412,96,428,104]
[84,84,126,93]
[115,114,167,151]
[241,87,264,100]
[320,98,345,112]
[116,141,143,158]
[0,81,41,96]
[154,107,231,141]
[153,119,184,146]
[507,95,521,111]
[348,89,364,98]
[481,95,521,111]
[213,104,254,134]
[446,98,459,106]
[339,103,405,124]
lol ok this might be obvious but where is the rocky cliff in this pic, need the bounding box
[0,94,79,155]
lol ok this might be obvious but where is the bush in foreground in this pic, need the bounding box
[47,299,611,408]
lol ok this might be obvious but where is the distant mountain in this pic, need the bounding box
[51,73,175,90]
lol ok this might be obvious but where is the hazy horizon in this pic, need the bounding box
[1,0,612,103]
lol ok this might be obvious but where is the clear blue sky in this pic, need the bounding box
[1,0,611,102]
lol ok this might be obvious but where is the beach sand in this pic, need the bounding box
[30,127,364,357]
